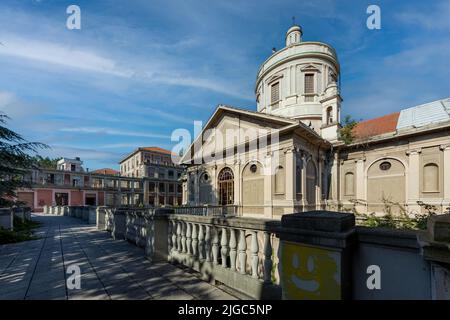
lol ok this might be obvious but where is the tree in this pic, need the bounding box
[0,113,48,206]
[32,155,61,169]
[338,115,358,145]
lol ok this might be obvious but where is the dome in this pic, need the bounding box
[285,24,303,46]
[286,25,302,37]
[255,25,342,140]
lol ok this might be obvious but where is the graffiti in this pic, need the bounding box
[281,242,341,300]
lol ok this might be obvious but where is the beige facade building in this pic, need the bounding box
[180,25,450,219]
[119,147,184,206]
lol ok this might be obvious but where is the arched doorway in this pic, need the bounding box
[306,161,317,206]
[367,158,405,214]
[218,168,234,205]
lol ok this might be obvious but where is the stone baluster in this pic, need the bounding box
[171,220,177,253]
[205,225,212,262]
[263,232,273,283]
[176,221,182,252]
[229,228,237,271]
[238,229,247,274]
[192,223,198,259]
[167,220,173,253]
[181,221,187,253]
[220,228,229,268]
[198,224,205,260]
[212,227,219,265]
[186,222,192,256]
[251,231,259,278]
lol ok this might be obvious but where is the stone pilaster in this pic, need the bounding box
[234,159,241,207]
[355,157,366,213]
[440,144,450,203]
[285,148,295,203]
[406,149,422,212]
[264,152,273,218]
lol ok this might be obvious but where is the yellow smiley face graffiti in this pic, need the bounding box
[281,242,341,300]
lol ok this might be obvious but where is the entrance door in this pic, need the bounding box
[55,193,69,206]
[218,168,234,205]
[85,194,96,206]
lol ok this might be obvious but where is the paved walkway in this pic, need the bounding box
[0,214,237,300]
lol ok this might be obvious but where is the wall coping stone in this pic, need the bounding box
[281,211,355,232]
[356,226,419,249]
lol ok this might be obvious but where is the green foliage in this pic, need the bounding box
[354,199,440,230]
[32,155,61,169]
[338,115,358,145]
[0,217,41,244]
[0,112,48,206]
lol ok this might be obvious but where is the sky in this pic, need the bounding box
[1,0,449,170]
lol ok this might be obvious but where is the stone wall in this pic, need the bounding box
[0,208,13,230]
[51,204,450,300]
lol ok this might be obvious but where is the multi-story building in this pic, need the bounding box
[181,24,450,219]
[119,147,184,206]
[16,159,144,211]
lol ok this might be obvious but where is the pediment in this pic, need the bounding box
[300,64,321,72]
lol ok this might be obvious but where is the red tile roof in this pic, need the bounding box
[140,147,176,156]
[91,168,120,175]
[353,112,400,139]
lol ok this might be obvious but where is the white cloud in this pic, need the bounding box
[0,34,132,77]
[59,126,171,139]
[396,2,450,30]
[0,90,47,118]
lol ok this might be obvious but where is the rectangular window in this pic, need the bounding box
[305,74,315,94]
[271,82,280,104]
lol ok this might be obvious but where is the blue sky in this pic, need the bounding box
[1,0,449,170]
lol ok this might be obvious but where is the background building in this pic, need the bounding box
[16,158,143,211]
[119,147,184,206]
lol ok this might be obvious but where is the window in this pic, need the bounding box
[159,183,165,193]
[305,74,315,94]
[218,168,234,205]
[344,172,355,196]
[271,82,280,107]
[71,164,76,172]
[168,184,174,193]
[275,166,285,194]
[423,163,439,192]
[326,107,333,125]
[168,170,174,179]
[379,162,392,171]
